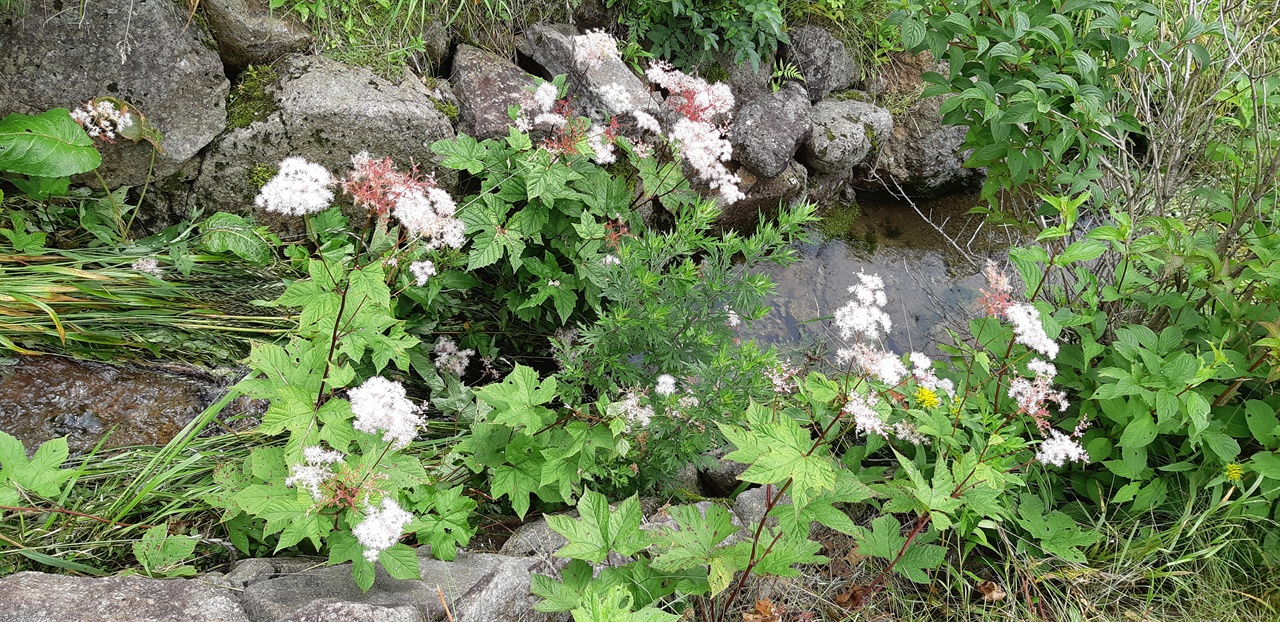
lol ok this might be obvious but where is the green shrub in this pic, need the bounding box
[608,0,788,71]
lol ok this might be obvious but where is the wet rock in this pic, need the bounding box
[571,0,620,31]
[190,54,455,227]
[697,448,749,497]
[0,356,234,454]
[729,82,812,178]
[278,601,419,622]
[719,49,773,108]
[517,23,655,118]
[718,160,807,232]
[239,549,540,622]
[0,571,249,622]
[861,52,981,196]
[203,0,312,70]
[732,486,788,530]
[0,0,229,188]
[420,21,451,71]
[804,99,894,174]
[499,515,571,574]
[451,45,539,139]
[784,26,857,102]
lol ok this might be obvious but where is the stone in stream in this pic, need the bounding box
[0,572,251,622]
[803,99,894,174]
[0,0,230,188]
[517,23,657,119]
[190,54,456,231]
[729,82,812,179]
[451,45,540,140]
[782,26,859,103]
[202,0,313,71]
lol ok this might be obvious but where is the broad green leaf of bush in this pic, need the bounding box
[720,415,836,506]
[648,504,740,595]
[379,543,421,580]
[852,515,946,583]
[0,431,74,506]
[408,484,477,561]
[548,491,648,564]
[133,523,198,577]
[199,212,276,265]
[477,364,558,432]
[0,109,101,177]
[1014,495,1098,563]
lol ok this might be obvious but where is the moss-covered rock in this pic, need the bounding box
[227,65,280,129]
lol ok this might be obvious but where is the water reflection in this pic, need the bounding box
[744,192,1017,358]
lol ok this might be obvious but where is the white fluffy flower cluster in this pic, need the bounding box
[284,446,345,498]
[70,100,134,140]
[393,185,465,250]
[433,337,475,377]
[597,83,634,112]
[632,110,662,134]
[352,497,414,562]
[614,391,654,429]
[602,254,621,266]
[255,157,336,216]
[1005,302,1058,359]
[837,343,908,385]
[131,257,163,279]
[644,62,734,118]
[833,272,892,341]
[1035,430,1089,467]
[668,118,742,203]
[573,29,620,70]
[1008,358,1070,426]
[349,376,422,450]
[410,260,437,286]
[908,352,956,398]
[843,393,888,438]
[654,374,677,397]
[586,123,617,165]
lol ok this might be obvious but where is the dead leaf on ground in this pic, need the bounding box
[743,599,781,622]
[834,584,872,609]
[977,580,1007,603]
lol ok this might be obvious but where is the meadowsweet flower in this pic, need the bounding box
[349,376,422,450]
[1005,302,1058,359]
[632,110,662,134]
[534,82,559,112]
[765,361,799,394]
[726,310,741,328]
[892,421,931,446]
[843,393,888,438]
[602,254,621,266]
[1035,430,1088,467]
[410,260,437,286]
[353,497,414,562]
[597,83,634,112]
[655,374,677,396]
[909,351,955,398]
[433,337,474,377]
[70,99,134,141]
[514,115,533,133]
[833,272,892,341]
[977,261,1014,317]
[284,446,345,498]
[255,156,335,216]
[614,391,654,429]
[573,29,619,70]
[1009,359,1069,432]
[131,257,163,278]
[393,185,465,250]
[668,117,741,203]
[586,122,617,164]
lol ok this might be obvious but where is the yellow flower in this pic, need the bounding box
[915,386,941,409]
[1224,463,1244,482]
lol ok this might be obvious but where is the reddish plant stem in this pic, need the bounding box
[0,505,150,529]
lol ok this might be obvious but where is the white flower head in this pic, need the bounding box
[392,185,465,250]
[349,376,422,450]
[534,82,559,112]
[352,497,414,562]
[602,254,621,266]
[285,445,346,498]
[573,29,620,70]
[410,260,437,286]
[255,156,336,216]
[654,374,677,397]
[434,337,475,377]
[833,271,892,341]
[131,257,163,278]
[1005,302,1059,359]
[726,309,741,328]
[843,393,888,438]
[1036,430,1089,467]
[614,391,654,429]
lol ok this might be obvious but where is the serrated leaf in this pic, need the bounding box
[200,212,274,265]
[548,491,648,563]
[0,109,101,177]
[379,543,421,580]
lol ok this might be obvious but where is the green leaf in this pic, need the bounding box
[649,504,739,573]
[0,109,101,177]
[547,491,648,563]
[379,543,421,580]
[200,212,275,265]
[852,515,944,583]
[1119,414,1157,449]
[476,364,558,432]
[0,432,73,498]
[133,523,197,576]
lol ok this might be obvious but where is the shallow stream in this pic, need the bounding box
[743,191,1016,358]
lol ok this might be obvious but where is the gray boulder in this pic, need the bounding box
[203,0,312,70]
[0,571,249,622]
[729,82,812,178]
[500,514,571,574]
[240,550,541,622]
[718,49,773,108]
[451,45,539,139]
[717,160,807,232]
[784,26,857,102]
[804,99,894,174]
[0,0,229,187]
[517,23,655,118]
[867,94,978,196]
[190,54,455,224]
